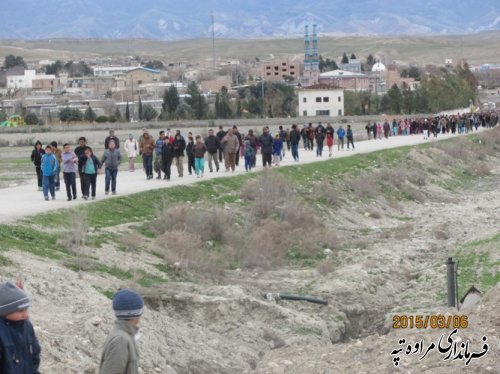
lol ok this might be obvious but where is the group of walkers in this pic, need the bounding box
[30,111,498,202]
[0,280,144,373]
[31,130,121,201]
[364,111,499,140]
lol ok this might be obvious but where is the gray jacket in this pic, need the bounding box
[100,320,139,374]
[101,149,122,170]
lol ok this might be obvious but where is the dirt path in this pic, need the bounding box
[0,131,479,223]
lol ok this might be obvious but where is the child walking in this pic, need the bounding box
[41,145,58,201]
[30,140,45,191]
[193,135,207,178]
[61,143,79,201]
[101,140,121,195]
[80,147,100,200]
[272,133,283,166]
[244,139,254,172]
[326,132,334,157]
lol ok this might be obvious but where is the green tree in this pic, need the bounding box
[387,84,402,114]
[84,106,97,122]
[138,97,143,121]
[379,94,391,113]
[141,104,158,121]
[366,54,376,69]
[114,108,122,121]
[59,107,82,123]
[235,97,242,118]
[408,66,421,81]
[216,86,232,119]
[185,82,207,119]
[4,55,26,69]
[162,85,180,117]
[96,115,109,123]
[455,60,478,92]
[125,101,130,122]
[350,53,357,59]
[24,112,39,125]
[174,101,194,119]
[45,60,64,75]
[341,53,349,64]
[143,60,164,70]
[401,83,414,114]
[64,61,92,77]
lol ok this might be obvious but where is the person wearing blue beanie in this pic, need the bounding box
[0,281,41,374]
[100,288,144,374]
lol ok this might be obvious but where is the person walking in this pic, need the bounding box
[365,121,371,139]
[244,129,259,167]
[172,133,186,178]
[326,131,334,157]
[346,125,355,150]
[337,126,345,151]
[259,126,274,168]
[222,128,239,172]
[74,137,88,194]
[104,129,120,149]
[383,121,391,139]
[232,126,243,166]
[279,125,287,159]
[99,288,144,374]
[216,126,226,163]
[139,130,155,180]
[193,135,207,178]
[376,122,383,139]
[80,147,100,200]
[41,145,58,201]
[315,127,325,157]
[272,133,283,166]
[154,131,166,179]
[289,124,301,161]
[30,140,45,191]
[124,134,138,172]
[204,129,221,173]
[243,139,255,172]
[161,139,174,181]
[61,143,79,201]
[101,140,121,195]
[186,135,195,176]
[50,141,62,191]
[0,281,41,374]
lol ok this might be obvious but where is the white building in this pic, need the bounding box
[298,88,344,117]
[93,66,137,77]
[7,70,56,89]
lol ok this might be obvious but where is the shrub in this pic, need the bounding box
[0,139,9,147]
[240,170,290,219]
[313,178,345,208]
[394,223,414,240]
[96,115,109,123]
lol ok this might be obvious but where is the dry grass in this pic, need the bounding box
[432,224,450,240]
[153,205,234,243]
[314,178,345,208]
[156,230,226,278]
[120,233,143,252]
[240,170,290,219]
[316,261,335,275]
[394,223,414,240]
[0,139,9,147]
[367,207,383,219]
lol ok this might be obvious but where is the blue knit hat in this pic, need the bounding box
[112,289,144,320]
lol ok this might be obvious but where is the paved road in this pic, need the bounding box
[0,131,479,224]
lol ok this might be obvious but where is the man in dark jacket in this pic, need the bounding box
[172,133,186,177]
[161,141,174,181]
[0,281,41,374]
[289,124,301,161]
[104,129,120,149]
[74,136,87,195]
[30,141,45,191]
[258,126,274,167]
[204,129,221,172]
[216,126,226,163]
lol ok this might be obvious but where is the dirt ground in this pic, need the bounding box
[0,127,498,373]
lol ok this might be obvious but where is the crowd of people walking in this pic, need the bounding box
[30,111,498,202]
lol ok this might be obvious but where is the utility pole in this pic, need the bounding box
[211,11,216,72]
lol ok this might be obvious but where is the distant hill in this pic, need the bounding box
[0,0,499,40]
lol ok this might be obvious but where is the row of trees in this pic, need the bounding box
[45,60,92,77]
[344,63,477,115]
[3,55,26,69]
